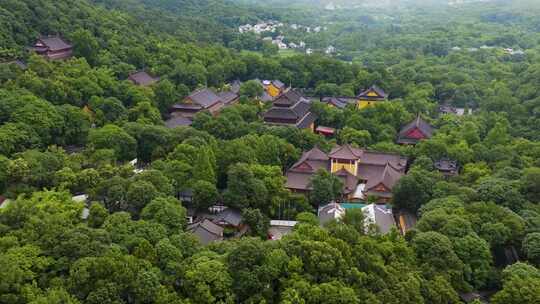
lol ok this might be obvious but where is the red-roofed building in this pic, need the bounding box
[396,115,434,145]
[316,126,335,137]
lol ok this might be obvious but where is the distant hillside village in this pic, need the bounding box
[2,35,473,245]
[238,20,335,55]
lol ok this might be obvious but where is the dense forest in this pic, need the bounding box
[0,0,539,303]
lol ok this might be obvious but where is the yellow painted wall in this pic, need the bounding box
[267,84,281,98]
[357,100,374,110]
[367,91,378,97]
[330,159,358,175]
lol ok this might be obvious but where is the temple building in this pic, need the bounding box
[321,97,355,109]
[434,158,459,177]
[262,80,287,99]
[396,115,434,145]
[31,36,73,60]
[285,145,408,202]
[169,87,239,118]
[357,85,388,110]
[128,71,159,86]
[262,89,317,131]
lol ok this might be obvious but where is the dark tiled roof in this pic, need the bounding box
[397,115,434,144]
[272,80,286,89]
[212,208,243,227]
[188,219,223,245]
[217,91,239,105]
[434,158,459,173]
[285,146,408,198]
[286,147,331,191]
[263,107,298,120]
[170,103,203,110]
[329,144,364,160]
[285,171,314,191]
[318,202,345,225]
[261,91,274,102]
[321,97,351,109]
[357,85,388,99]
[128,71,159,86]
[38,37,72,51]
[360,151,408,169]
[335,168,359,194]
[186,88,222,108]
[363,204,396,234]
[165,115,192,128]
[292,101,311,117]
[273,89,305,107]
[296,111,317,129]
[290,147,330,172]
[439,105,458,114]
[365,163,403,191]
[294,147,329,164]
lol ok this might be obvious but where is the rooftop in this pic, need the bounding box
[36,36,72,51]
[128,71,159,86]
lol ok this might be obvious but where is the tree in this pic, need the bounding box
[153,79,178,114]
[239,80,264,98]
[311,281,359,304]
[339,127,372,147]
[0,245,50,303]
[88,96,127,125]
[141,197,187,234]
[523,233,540,266]
[242,208,270,238]
[182,256,234,304]
[475,177,525,211]
[421,276,460,304]
[0,123,40,156]
[128,102,162,125]
[223,163,268,210]
[126,181,159,215]
[309,169,343,206]
[192,180,218,211]
[521,167,540,203]
[341,209,365,234]
[88,125,137,161]
[412,231,466,290]
[133,169,174,196]
[56,104,91,146]
[296,212,319,226]
[393,168,439,212]
[70,29,99,65]
[29,288,81,304]
[87,202,109,228]
[314,83,340,99]
[192,146,217,184]
[491,276,540,304]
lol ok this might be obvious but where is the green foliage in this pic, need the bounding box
[192,180,219,211]
[88,125,137,161]
[242,208,270,238]
[239,80,264,98]
[309,169,343,206]
[393,168,439,212]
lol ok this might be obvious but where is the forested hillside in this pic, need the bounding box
[0,0,540,303]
